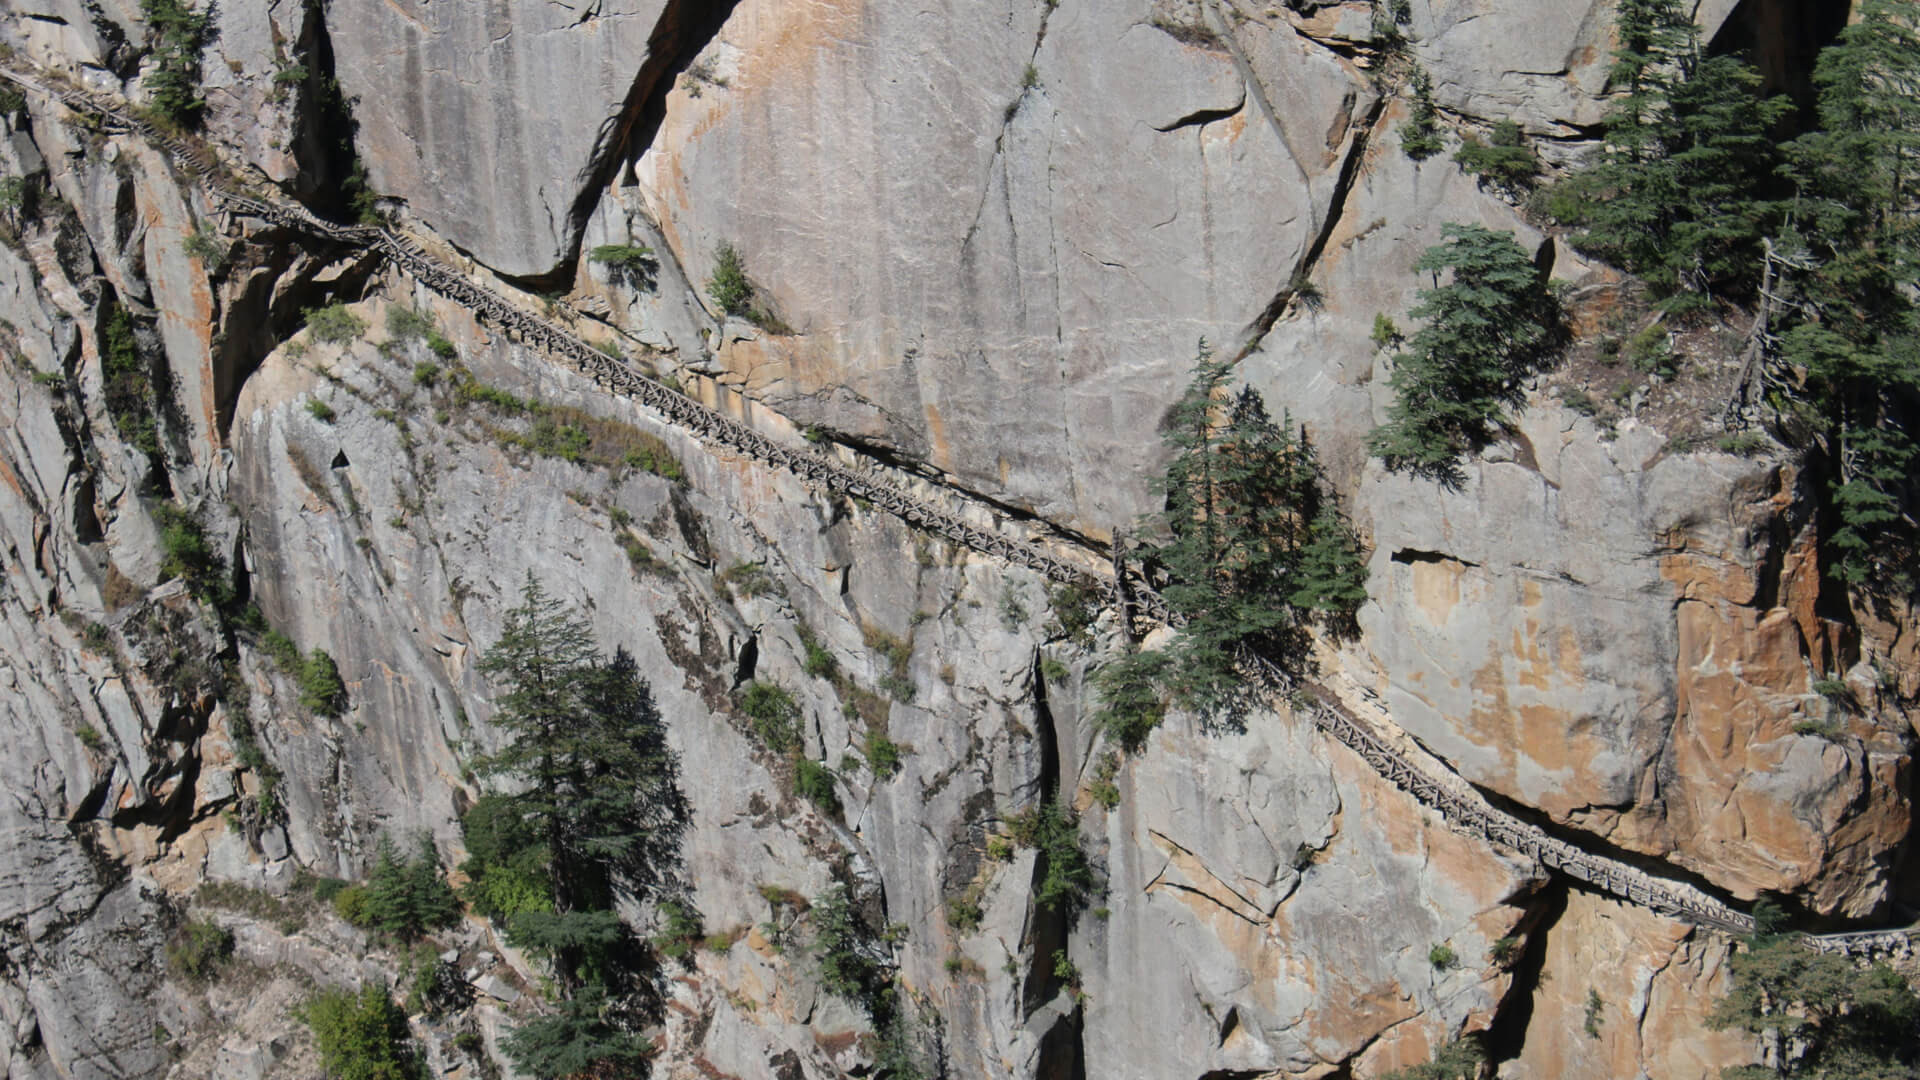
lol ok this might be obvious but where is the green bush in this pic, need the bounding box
[300,984,423,1080]
[140,0,210,128]
[739,682,802,753]
[166,918,233,982]
[297,649,347,716]
[154,504,231,607]
[411,362,439,387]
[182,225,226,270]
[306,398,336,423]
[719,561,779,600]
[862,730,902,780]
[794,758,840,813]
[101,302,160,457]
[799,629,837,679]
[807,884,878,1002]
[589,243,656,289]
[706,241,752,317]
[1367,224,1564,484]
[305,304,368,345]
[652,899,705,961]
[332,884,375,928]
[1380,1038,1486,1080]
[1006,801,1093,912]
[1453,120,1538,195]
[1428,943,1456,969]
[385,306,434,342]
[1399,66,1444,162]
[426,332,457,360]
[1091,650,1169,753]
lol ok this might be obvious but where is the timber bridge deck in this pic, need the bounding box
[6,63,1910,960]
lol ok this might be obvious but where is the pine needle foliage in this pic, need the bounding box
[1367,224,1564,485]
[1770,1,1920,586]
[1708,901,1920,1078]
[140,0,210,128]
[1548,0,1790,310]
[300,985,424,1080]
[1399,66,1445,162]
[1095,344,1369,743]
[467,574,689,1078]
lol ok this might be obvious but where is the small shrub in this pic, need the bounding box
[75,724,106,751]
[652,899,705,961]
[1794,718,1845,741]
[707,241,752,317]
[1370,313,1404,351]
[297,649,347,716]
[310,877,350,903]
[166,918,233,982]
[1428,943,1456,969]
[300,984,422,1080]
[1715,430,1771,456]
[985,835,1013,862]
[1811,677,1852,702]
[1006,801,1093,912]
[738,682,802,753]
[386,305,435,342]
[1399,66,1444,162]
[332,883,375,927]
[794,757,840,813]
[1560,387,1599,417]
[1624,324,1675,377]
[1488,935,1519,966]
[81,621,111,651]
[182,226,226,270]
[306,398,336,423]
[863,729,902,780]
[589,243,657,289]
[304,304,367,345]
[719,561,779,600]
[426,332,457,360]
[1049,581,1100,645]
[799,629,836,679]
[1454,120,1539,194]
[946,893,983,932]
[1583,988,1604,1038]
[1039,657,1070,684]
[411,362,440,387]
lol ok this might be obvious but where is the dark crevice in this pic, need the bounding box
[525,0,744,292]
[1233,90,1387,362]
[1707,0,1853,123]
[1154,101,1244,133]
[287,1,361,216]
[1482,878,1569,1066]
[1390,548,1478,568]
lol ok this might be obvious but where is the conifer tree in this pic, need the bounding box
[1774,1,1920,584]
[1094,345,1370,746]
[1367,224,1563,484]
[1550,0,1789,308]
[1399,66,1445,162]
[469,574,689,1079]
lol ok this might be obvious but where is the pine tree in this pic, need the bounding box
[1093,346,1370,744]
[1367,224,1563,483]
[1708,912,1920,1078]
[1775,1,1920,586]
[1550,0,1789,308]
[1453,120,1539,196]
[1400,66,1445,162]
[471,575,689,1078]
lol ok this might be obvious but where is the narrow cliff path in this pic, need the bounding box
[6,61,1912,962]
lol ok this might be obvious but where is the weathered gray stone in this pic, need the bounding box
[328,0,673,277]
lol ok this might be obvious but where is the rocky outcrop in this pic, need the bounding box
[0,0,1909,1078]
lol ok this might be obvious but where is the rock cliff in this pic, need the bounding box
[0,2,1911,1080]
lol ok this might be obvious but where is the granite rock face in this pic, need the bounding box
[0,0,1909,1078]
[327,0,676,277]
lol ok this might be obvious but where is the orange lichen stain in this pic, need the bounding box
[0,455,26,500]
[1409,556,1463,626]
[923,401,952,472]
